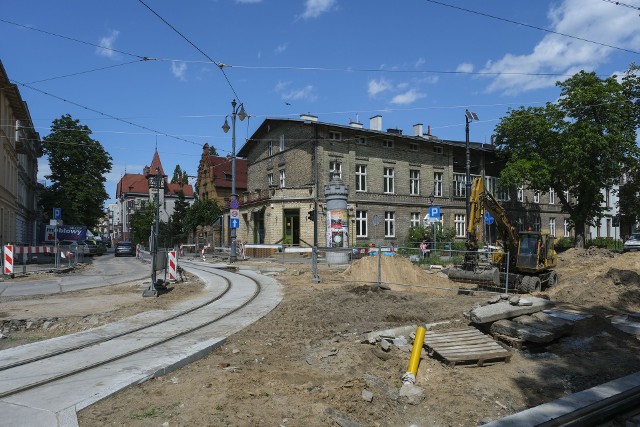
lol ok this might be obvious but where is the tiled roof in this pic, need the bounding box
[205,156,247,190]
[116,173,194,198]
[147,150,166,177]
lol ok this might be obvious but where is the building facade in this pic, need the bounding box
[115,150,195,241]
[235,115,573,249]
[0,60,42,247]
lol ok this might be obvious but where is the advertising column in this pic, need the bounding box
[324,173,349,265]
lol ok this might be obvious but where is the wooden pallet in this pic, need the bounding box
[424,327,512,367]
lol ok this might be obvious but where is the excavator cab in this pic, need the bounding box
[516,232,556,272]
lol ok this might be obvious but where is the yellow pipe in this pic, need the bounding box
[402,326,426,384]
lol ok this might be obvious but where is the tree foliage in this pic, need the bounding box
[168,190,189,245]
[208,145,219,156]
[171,165,189,186]
[493,65,640,246]
[184,198,222,233]
[129,202,155,245]
[40,114,112,228]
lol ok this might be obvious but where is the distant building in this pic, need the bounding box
[0,60,42,246]
[114,150,195,241]
[195,143,247,247]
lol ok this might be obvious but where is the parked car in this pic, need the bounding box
[115,241,136,257]
[623,234,640,252]
[82,239,98,256]
[58,239,88,256]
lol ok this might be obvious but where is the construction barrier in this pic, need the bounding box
[168,250,177,281]
[14,245,55,255]
[3,244,13,275]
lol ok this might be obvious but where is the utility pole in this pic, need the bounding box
[144,167,160,297]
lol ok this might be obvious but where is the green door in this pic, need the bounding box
[283,209,300,245]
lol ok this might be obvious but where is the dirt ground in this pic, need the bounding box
[3,249,640,426]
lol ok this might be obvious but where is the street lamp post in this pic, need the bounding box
[465,110,479,238]
[144,167,161,297]
[222,99,248,262]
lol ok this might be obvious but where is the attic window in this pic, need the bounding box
[224,172,232,181]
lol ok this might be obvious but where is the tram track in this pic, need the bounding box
[0,262,266,403]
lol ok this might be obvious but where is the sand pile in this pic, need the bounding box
[340,255,457,295]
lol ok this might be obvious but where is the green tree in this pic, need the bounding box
[493,66,640,247]
[184,198,222,237]
[618,160,640,230]
[40,114,112,228]
[171,165,189,186]
[129,202,156,245]
[208,145,219,156]
[168,190,189,245]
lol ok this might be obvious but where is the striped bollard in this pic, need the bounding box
[168,250,177,281]
[3,244,13,275]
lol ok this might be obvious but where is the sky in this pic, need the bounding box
[2,0,640,206]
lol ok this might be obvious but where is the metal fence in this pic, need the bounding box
[2,243,88,276]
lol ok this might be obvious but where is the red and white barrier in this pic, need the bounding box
[3,245,13,275]
[168,250,177,281]
[13,246,55,255]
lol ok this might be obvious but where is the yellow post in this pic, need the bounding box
[402,326,426,384]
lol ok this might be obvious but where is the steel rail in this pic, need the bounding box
[0,263,261,399]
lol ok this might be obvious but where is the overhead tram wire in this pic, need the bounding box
[423,0,640,56]
[0,18,154,60]
[25,60,149,84]
[137,0,241,102]
[11,79,201,147]
[601,0,640,12]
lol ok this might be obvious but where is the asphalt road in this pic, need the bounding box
[0,252,149,297]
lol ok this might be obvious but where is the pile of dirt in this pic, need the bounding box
[341,255,457,295]
[548,250,640,314]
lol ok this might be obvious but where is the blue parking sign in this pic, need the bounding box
[53,208,62,220]
[429,206,440,218]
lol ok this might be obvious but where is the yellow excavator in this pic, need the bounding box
[447,177,558,293]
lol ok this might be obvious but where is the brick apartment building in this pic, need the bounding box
[234,114,573,249]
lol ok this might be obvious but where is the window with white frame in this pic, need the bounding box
[549,188,555,204]
[329,131,341,141]
[355,136,366,144]
[355,164,367,192]
[564,219,570,237]
[268,140,273,156]
[279,134,285,151]
[485,176,496,196]
[356,210,367,237]
[455,214,466,237]
[409,142,418,151]
[267,173,273,186]
[279,169,285,188]
[410,170,420,195]
[411,212,421,228]
[496,180,510,201]
[517,185,524,202]
[533,216,541,231]
[563,190,569,203]
[384,211,395,237]
[383,167,395,193]
[453,173,466,198]
[434,172,443,197]
[549,218,556,236]
[383,139,393,148]
[329,160,342,179]
[534,191,540,203]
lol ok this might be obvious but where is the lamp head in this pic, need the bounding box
[222,117,230,133]
[238,104,248,121]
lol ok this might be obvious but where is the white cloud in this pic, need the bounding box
[482,0,640,95]
[95,30,120,59]
[37,159,50,183]
[368,78,392,96]
[391,89,426,105]
[275,81,316,102]
[275,43,288,54]
[171,61,187,81]
[302,0,336,19]
[274,80,291,92]
[415,57,426,68]
[456,63,474,73]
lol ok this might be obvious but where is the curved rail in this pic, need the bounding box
[0,263,261,400]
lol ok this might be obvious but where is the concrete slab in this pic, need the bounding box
[469,297,553,324]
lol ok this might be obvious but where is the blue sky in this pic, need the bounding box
[2,0,639,205]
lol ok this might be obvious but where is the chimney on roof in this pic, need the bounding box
[300,113,318,122]
[427,125,431,136]
[387,128,402,135]
[370,115,382,131]
[413,123,423,137]
[349,119,363,129]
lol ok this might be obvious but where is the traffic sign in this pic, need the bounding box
[53,207,62,220]
[229,199,239,209]
[230,218,240,229]
[484,212,495,225]
[429,206,440,218]
[230,209,239,218]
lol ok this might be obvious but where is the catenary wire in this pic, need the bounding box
[25,60,152,84]
[601,0,640,12]
[423,0,640,55]
[137,0,241,102]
